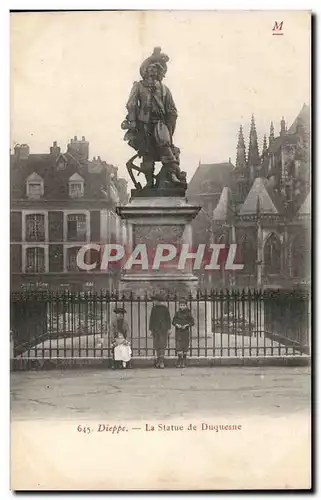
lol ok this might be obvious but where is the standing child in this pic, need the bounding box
[110,307,131,369]
[149,293,171,369]
[113,332,132,369]
[172,298,195,368]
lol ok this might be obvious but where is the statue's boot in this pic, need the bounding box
[141,160,155,188]
[168,172,182,185]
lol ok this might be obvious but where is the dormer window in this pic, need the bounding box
[28,183,42,196]
[69,183,83,198]
[68,173,84,198]
[26,172,44,199]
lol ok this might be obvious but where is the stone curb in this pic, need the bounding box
[11,356,311,371]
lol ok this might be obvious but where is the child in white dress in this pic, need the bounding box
[111,307,131,369]
[113,333,132,368]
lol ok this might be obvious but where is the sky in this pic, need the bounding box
[10,10,310,183]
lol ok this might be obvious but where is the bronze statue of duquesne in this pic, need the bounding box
[122,47,187,192]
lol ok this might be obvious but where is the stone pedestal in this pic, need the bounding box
[116,192,201,297]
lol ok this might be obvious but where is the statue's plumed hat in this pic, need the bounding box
[139,47,169,78]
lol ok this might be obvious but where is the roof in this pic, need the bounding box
[26,171,43,182]
[213,187,232,221]
[88,160,104,173]
[268,133,297,154]
[10,151,123,202]
[69,172,84,182]
[265,185,286,214]
[288,103,310,134]
[267,105,310,155]
[187,162,234,196]
[239,177,284,215]
[297,192,311,215]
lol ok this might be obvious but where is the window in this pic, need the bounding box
[264,234,281,274]
[239,235,256,274]
[67,214,87,241]
[25,247,45,273]
[67,246,94,272]
[69,182,84,198]
[26,214,45,241]
[26,172,44,199]
[67,247,81,271]
[28,183,42,197]
[68,173,84,198]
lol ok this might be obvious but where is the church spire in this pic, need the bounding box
[247,114,260,167]
[235,125,246,168]
[261,133,269,177]
[280,116,286,136]
[262,134,268,156]
[269,121,274,147]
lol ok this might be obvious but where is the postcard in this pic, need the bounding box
[10,10,311,490]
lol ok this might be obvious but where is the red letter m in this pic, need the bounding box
[272,21,283,32]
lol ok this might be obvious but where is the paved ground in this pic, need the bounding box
[11,365,311,421]
[10,366,311,490]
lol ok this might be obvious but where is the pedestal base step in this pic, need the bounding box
[131,188,186,198]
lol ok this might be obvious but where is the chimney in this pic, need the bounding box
[14,144,30,160]
[67,135,89,161]
[50,140,61,157]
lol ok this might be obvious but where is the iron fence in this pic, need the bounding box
[10,289,310,365]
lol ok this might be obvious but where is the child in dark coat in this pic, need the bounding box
[172,298,195,368]
[149,294,171,369]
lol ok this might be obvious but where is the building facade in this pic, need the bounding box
[10,137,129,292]
[189,104,311,290]
[186,160,234,288]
